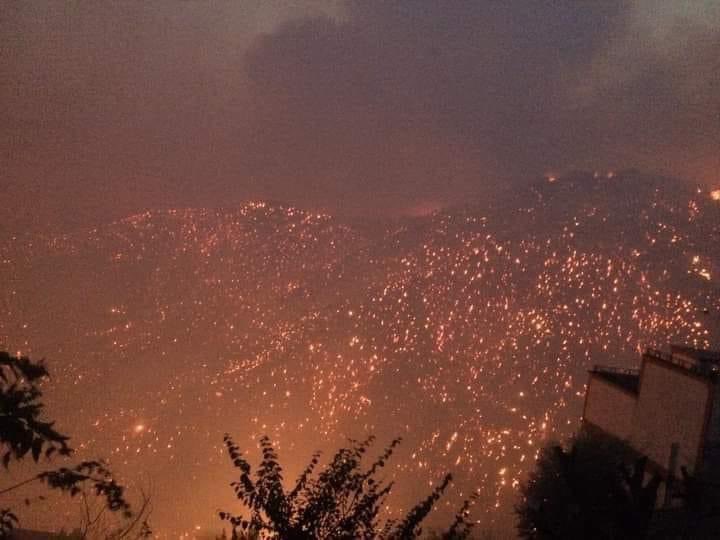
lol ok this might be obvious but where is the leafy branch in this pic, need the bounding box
[0,352,133,536]
[220,434,473,540]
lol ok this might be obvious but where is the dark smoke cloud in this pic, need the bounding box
[240,1,720,214]
[2,1,719,230]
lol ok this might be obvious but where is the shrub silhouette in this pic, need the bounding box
[516,431,660,539]
[220,434,475,539]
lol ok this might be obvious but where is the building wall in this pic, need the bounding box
[631,358,711,474]
[584,374,636,441]
[703,381,720,477]
[705,381,720,445]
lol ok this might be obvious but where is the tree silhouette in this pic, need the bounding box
[72,485,153,539]
[219,434,475,539]
[0,351,134,536]
[516,431,661,539]
[650,465,720,539]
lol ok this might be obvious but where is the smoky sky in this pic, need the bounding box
[2,1,719,230]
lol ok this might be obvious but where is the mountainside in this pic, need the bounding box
[1,172,719,535]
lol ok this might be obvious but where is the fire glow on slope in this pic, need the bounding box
[0,173,718,536]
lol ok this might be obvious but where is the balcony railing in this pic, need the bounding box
[645,348,674,363]
[645,348,720,378]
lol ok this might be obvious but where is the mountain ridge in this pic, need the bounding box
[1,171,718,534]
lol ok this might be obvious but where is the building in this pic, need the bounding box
[583,345,720,495]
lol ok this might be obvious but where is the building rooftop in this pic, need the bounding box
[590,365,640,394]
[590,347,720,395]
[646,346,720,379]
[670,345,720,364]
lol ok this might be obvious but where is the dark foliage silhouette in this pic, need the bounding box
[220,434,475,539]
[648,465,720,539]
[516,431,661,539]
[0,352,135,537]
[61,485,153,539]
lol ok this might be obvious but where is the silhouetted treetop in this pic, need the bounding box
[220,434,475,540]
[0,352,134,537]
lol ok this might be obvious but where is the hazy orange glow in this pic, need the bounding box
[2,171,719,535]
[2,1,720,535]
